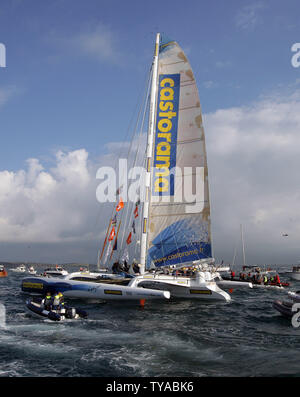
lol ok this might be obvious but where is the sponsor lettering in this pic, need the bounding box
[153,74,180,196]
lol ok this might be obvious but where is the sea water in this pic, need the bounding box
[0,264,300,378]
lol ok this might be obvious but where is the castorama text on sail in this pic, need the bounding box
[153,74,180,196]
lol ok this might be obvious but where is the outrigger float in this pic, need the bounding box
[21,276,171,301]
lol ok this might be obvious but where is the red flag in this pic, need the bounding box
[109,226,116,241]
[116,197,124,212]
[126,232,132,245]
[134,205,138,218]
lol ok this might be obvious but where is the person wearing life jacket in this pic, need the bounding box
[52,292,61,311]
[43,291,52,311]
[231,270,235,280]
[263,275,268,285]
[58,292,64,307]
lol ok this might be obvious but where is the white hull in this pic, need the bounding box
[291,273,300,281]
[128,273,231,301]
[288,291,300,302]
[21,276,170,301]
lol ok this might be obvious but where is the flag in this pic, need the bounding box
[132,220,136,234]
[126,232,132,245]
[109,226,116,241]
[134,206,138,218]
[116,197,124,212]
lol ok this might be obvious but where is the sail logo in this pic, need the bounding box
[291,43,300,68]
[153,74,180,196]
[0,43,6,68]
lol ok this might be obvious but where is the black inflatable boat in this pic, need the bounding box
[25,298,88,322]
[273,299,295,318]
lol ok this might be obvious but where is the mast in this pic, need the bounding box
[241,224,246,267]
[140,33,160,274]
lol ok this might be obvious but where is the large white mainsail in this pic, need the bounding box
[128,33,233,301]
[144,34,212,270]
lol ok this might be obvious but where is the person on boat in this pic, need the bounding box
[58,292,65,307]
[231,270,235,280]
[132,261,140,274]
[43,291,52,311]
[275,274,281,286]
[52,292,62,311]
[263,275,268,285]
[123,260,130,273]
[112,261,121,274]
[270,276,275,284]
[257,275,263,285]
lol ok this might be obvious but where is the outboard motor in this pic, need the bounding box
[48,311,61,321]
[66,307,76,319]
[75,308,88,319]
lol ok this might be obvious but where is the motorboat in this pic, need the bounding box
[273,290,300,319]
[273,299,294,319]
[41,266,68,277]
[28,266,36,275]
[25,297,88,322]
[291,266,300,281]
[223,265,289,289]
[0,265,8,277]
[11,264,26,273]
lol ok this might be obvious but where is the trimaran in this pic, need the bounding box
[22,33,252,302]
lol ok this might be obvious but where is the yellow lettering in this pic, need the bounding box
[160,87,174,101]
[154,177,169,192]
[156,156,170,169]
[157,141,170,156]
[160,78,175,87]
[158,132,171,142]
[159,111,177,120]
[158,118,172,132]
[159,101,173,111]
[156,167,169,177]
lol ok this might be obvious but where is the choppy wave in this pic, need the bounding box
[0,264,299,377]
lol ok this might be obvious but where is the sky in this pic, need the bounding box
[0,0,300,265]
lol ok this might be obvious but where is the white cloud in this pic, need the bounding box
[204,88,300,264]
[235,2,265,31]
[1,86,300,265]
[0,86,18,107]
[48,22,120,63]
[0,149,98,245]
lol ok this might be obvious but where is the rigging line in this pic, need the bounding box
[99,68,152,267]
[118,70,152,257]
[119,65,151,262]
